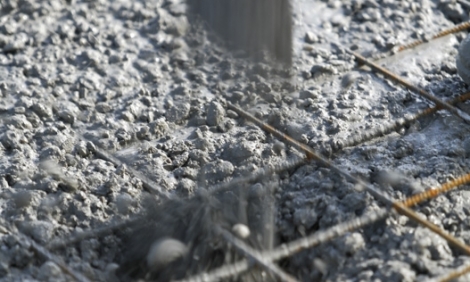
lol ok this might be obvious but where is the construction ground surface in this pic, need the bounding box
[2,0,470,281]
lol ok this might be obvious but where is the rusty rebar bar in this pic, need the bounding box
[397,20,470,52]
[350,51,470,124]
[180,170,470,282]
[329,91,470,153]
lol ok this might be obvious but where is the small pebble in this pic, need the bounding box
[206,101,225,127]
[13,190,33,208]
[341,72,360,89]
[38,261,63,281]
[232,223,250,239]
[166,102,190,123]
[147,238,188,270]
[305,32,319,44]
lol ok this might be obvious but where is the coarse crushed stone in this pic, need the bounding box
[0,0,470,281]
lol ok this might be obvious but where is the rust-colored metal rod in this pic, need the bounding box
[227,102,391,204]
[179,171,470,282]
[434,263,470,282]
[368,21,470,61]
[393,201,470,254]
[178,209,389,282]
[272,172,470,261]
[330,91,470,153]
[402,173,470,207]
[227,102,470,254]
[350,51,470,124]
[397,20,470,52]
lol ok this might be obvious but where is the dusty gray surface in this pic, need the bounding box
[1,0,470,281]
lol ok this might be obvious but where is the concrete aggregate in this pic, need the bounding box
[0,0,470,281]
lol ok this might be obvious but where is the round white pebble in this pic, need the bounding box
[232,223,251,239]
[146,238,188,270]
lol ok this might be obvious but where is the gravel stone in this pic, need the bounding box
[0,0,466,281]
[18,221,55,244]
[38,261,64,282]
[121,111,135,122]
[12,190,34,209]
[176,178,196,194]
[58,110,75,125]
[199,160,234,185]
[232,224,251,239]
[31,103,52,119]
[299,89,319,100]
[293,208,318,229]
[222,141,258,164]
[75,142,88,158]
[305,32,319,44]
[338,232,365,256]
[150,119,170,138]
[166,102,190,124]
[206,101,225,127]
[5,115,33,129]
[310,64,338,78]
[146,238,188,270]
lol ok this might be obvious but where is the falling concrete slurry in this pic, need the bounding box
[0,0,470,281]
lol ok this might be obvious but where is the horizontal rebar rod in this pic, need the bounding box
[402,173,470,207]
[329,91,470,153]
[193,102,470,280]
[397,20,470,52]
[226,102,470,253]
[369,20,470,61]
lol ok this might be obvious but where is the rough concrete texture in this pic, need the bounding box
[1,0,470,281]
